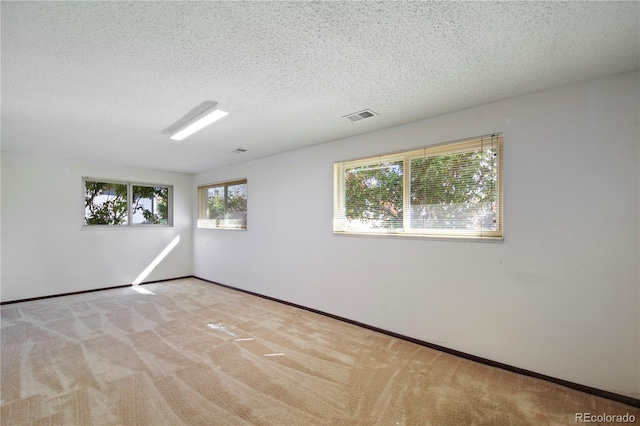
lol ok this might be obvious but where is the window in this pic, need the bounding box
[132,185,170,225]
[84,179,172,226]
[198,179,247,229]
[334,134,503,239]
[84,181,129,225]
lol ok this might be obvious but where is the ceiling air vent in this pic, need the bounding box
[343,109,378,123]
[233,148,247,154]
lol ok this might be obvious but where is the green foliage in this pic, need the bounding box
[133,186,168,224]
[345,161,403,228]
[410,149,497,229]
[343,149,498,230]
[227,183,247,216]
[410,150,496,205]
[84,182,128,225]
[207,187,225,219]
[207,183,247,225]
[84,182,169,225]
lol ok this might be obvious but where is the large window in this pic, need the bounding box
[198,179,247,229]
[84,179,172,226]
[334,134,503,239]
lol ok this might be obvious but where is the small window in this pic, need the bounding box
[132,185,170,225]
[198,179,247,229]
[84,179,172,227]
[84,180,129,225]
[334,134,503,240]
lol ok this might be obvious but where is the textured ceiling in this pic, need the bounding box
[2,1,639,174]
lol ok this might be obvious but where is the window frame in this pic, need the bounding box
[197,179,248,230]
[83,177,173,228]
[333,134,503,241]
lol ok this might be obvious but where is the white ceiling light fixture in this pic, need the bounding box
[169,102,228,141]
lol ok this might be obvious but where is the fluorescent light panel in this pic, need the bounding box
[170,104,228,141]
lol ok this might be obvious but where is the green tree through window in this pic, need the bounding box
[345,161,403,229]
[132,186,169,224]
[335,135,502,239]
[84,181,128,225]
[410,149,497,230]
[199,180,247,229]
[84,180,172,226]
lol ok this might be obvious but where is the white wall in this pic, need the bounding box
[193,71,640,398]
[1,153,193,302]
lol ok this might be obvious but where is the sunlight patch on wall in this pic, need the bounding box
[132,235,180,285]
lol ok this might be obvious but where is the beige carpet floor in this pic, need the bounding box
[1,277,638,425]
